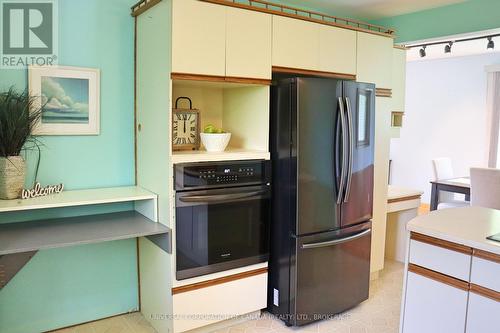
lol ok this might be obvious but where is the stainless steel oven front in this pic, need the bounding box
[174,160,271,280]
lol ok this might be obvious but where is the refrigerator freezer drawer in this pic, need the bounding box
[290,223,372,326]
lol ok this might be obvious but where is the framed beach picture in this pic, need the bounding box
[28,65,100,135]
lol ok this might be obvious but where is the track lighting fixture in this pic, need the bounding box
[409,33,500,57]
[444,42,453,53]
[419,46,426,58]
[487,37,495,50]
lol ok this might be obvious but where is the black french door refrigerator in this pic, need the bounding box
[268,77,375,326]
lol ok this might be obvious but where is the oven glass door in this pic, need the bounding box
[175,185,270,280]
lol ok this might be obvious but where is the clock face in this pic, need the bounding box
[173,111,199,149]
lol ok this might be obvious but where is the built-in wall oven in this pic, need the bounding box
[174,160,271,280]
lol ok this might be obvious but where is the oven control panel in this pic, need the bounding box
[175,160,270,190]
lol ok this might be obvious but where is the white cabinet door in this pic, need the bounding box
[402,271,468,333]
[318,25,356,75]
[356,32,393,88]
[392,47,407,111]
[272,15,319,71]
[172,0,226,76]
[226,7,272,79]
[466,292,500,333]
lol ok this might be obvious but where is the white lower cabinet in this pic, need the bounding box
[402,272,468,333]
[466,292,500,333]
[172,273,268,333]
[471,255,500,292]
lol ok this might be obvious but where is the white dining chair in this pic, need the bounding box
[432,157,469,209]
[470,167,500,209]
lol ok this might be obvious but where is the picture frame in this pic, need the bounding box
[28,65,100,135]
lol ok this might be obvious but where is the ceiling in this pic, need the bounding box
[278,0,467,20]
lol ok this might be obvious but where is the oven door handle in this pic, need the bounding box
[179,190,268,203]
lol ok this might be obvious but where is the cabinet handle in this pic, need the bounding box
[472,248,500,264]
[408,264,469,291]
[469,283,500,302]
[410,232,472,255]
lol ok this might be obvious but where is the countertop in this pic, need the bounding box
[408,207,500,255]
[388,185,423,202]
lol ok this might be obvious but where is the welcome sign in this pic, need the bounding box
[22,182,64,199]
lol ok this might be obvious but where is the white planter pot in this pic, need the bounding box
[0,156,26,200]
[200,133,231,152]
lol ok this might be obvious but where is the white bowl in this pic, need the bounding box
[200,133,231,152]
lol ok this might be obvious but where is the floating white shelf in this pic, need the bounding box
[0,186,156,213]
[171,149,270,164]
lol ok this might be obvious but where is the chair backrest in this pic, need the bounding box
[470,167,500,209]
[432,158,455,202]
[432,157,454,181]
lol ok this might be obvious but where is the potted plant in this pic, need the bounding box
[0,87,42,199]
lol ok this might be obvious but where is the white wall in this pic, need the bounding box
[390,52,500,203]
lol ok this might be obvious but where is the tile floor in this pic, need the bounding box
[53,261,404,333]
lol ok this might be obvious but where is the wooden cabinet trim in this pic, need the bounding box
[200,0,394,38]
[171,73,271,86]
[408,263,469,291]
[131,0,161,17]
[172,267,268,295]
[272,66,356,80]
[473,248,500,264]
[470,283,500,302]
[410,232,473,255]
[393,45,410,50]
[387,194,421,204]
[375,88,392,98]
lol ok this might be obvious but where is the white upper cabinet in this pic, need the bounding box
[319,25,357,75]
[392,48,407,111]
[356,32,393,88]
[172,0,226,76]
[272,15,320,71]
[226,7,272,79]
[272,15,357,75]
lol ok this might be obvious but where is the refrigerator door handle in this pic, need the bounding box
[336,97,347,205]
[301,229,371,249]
[344,97,354,203]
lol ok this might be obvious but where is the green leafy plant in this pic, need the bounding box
[203,124,226,134]
[0,86,43,157]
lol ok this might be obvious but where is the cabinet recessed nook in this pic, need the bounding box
[171,79,270,163]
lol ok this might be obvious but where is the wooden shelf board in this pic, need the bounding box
[171,149,270,164]
[0,186,156,213]
[0,211,169,256]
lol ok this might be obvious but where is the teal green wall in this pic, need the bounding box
[0,0,138,332]
[372,0,500,43]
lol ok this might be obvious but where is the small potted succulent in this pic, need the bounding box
[200,124,231,152]
[0,87,42,199]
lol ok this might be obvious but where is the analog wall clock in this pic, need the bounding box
[172,97,200,151]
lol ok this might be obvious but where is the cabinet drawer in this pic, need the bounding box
[403,269,468,333]
[471,250,500,292]
[409,233,472,281]
[172,272,267,332]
